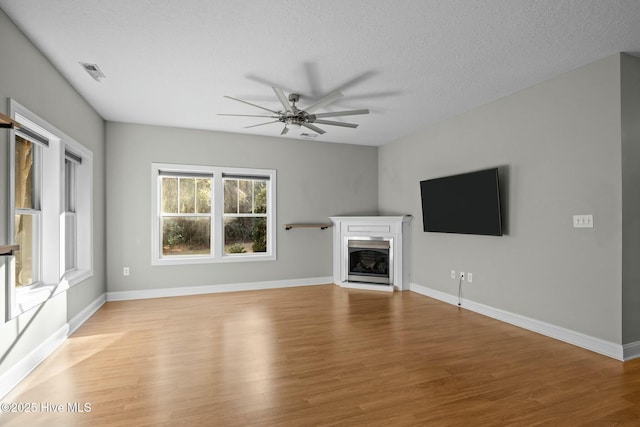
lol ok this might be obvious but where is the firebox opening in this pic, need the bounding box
[347,238,392,285]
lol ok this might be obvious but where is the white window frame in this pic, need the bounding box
[151,163,277,265]
[5,99,94,319]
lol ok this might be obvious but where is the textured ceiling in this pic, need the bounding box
[1,0,640,146]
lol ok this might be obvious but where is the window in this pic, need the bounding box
[160,172,212,256]
[6,99,94,319]
[152,163,276,265]
[223,176,268,254]
[14,134,42,287]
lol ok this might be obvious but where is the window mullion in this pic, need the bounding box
[213,173,224,258]
[236,179,240,214]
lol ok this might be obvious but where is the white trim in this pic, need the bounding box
[107,276,332,301]
[340,282,395,292]
[0,324,68,400]
[68,293,106,335]
[151,163,276,265]
[6,99,94,319]
[0,294,105,400]
[410,282,625,361]
[623,341,640,361]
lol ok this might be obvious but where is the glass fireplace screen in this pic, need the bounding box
[347,238,391,284]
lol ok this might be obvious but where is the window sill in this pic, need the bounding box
[153,253,276,266]
[13,282,67,317]
[10,268,93,318]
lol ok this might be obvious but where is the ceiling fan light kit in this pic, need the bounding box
[220,87,369,137]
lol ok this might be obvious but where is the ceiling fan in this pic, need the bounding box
[219,87,369,135]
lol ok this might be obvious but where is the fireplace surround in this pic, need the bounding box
[330,216,412,292]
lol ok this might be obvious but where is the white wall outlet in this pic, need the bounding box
[573,214,594,228]
[467,272,473,283]
[123,267,130,276]
[450,269,456,279]
[460,272,465,280]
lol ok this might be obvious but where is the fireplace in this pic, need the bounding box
[347,238,392,284]
[330,216,412,292]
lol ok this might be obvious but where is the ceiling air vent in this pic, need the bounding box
[300,133,318,140]
[79,62,106,82]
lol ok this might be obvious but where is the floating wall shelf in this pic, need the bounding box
[284,223,333,231]
[0,245,20,256]
[0,112,19,129]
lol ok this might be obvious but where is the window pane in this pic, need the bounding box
[238,180,252,213]
[254,180,267,214]
[15,214,36,287]
[179,177,195,213]
[65,213,76,271]
[162,217,211,256]
[15,136,35,210]
[224,216,267,254]
[196,178,212,213]
[161,177,178,213]
[65,159,76,213]
[224,179,238,214]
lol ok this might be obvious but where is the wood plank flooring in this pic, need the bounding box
[2,284,640,426]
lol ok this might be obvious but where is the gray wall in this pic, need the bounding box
[0,9,106,376]
[379,55,623,344]
[621,54,640,345]
[106,122,378,292]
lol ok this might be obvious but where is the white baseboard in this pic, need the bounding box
[68,293,106,335]
[410,282,625,361]
[106,276,333,301]
[624,341,640,361]
[0,293,106,400]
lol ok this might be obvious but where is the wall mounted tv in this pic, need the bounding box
[420,167,503,236]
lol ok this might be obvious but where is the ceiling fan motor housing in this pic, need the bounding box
[288,93,300,104]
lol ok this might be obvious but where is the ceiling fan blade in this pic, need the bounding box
[244,120,280,129]
[304,91,344,113]
[302,123,326,134]
[313,119,359,128]
[218,114,279,118]
[312,109,370,118]
[273,87,292,112]
[224,95,281,114]
[280,126,289,135]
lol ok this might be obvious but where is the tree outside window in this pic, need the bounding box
[14,135,40,287]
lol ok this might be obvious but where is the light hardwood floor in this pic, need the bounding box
[2,284,640,426]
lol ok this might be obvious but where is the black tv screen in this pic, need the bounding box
[420,168,503,236]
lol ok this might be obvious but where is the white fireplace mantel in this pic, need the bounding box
[329,215,412,292]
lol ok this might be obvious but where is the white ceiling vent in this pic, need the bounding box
[79,62,105,82]
[300,133,318,140]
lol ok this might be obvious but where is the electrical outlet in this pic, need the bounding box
[123,267,130,276]
[460,272,465,280]
[451,269,456,279]
[573,214,594,228]
[467,272,473,283]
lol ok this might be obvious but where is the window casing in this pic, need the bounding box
[152,163,276,265]
[5,99,94,319]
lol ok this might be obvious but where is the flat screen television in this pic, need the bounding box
[420,167,503,236]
